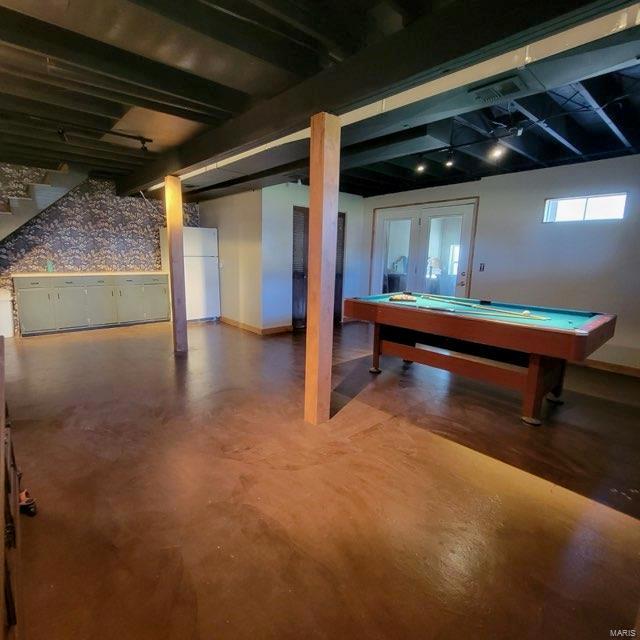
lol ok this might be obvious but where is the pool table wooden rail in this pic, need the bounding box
[343,298,616,361]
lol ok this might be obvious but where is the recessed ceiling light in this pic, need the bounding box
[416,163,426,173]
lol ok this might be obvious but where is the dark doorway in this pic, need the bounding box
[292,206,346,330]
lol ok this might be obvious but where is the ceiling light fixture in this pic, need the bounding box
[445,150,454,168]
[490,144,504,159]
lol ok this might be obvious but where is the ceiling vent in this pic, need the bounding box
[469,76,526,104]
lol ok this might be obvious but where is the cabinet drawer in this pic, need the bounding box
[49,276,88,288]
[114,275,147,286]
[142,274,168,285]
[82,276,115,287]
[13,277,52,290]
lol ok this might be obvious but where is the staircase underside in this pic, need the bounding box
[0,165,87,242]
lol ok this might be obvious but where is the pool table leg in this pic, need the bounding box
[521,354,545,426]
[369,323,382,374]
[546,360,566,405]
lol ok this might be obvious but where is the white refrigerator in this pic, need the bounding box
[160,227,221,321]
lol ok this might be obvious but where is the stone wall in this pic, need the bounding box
[0,165,198,292]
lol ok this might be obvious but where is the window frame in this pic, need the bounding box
[542,192,627,223]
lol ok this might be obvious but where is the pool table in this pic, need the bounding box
[343,293,616,425]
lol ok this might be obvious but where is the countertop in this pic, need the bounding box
[12,271,168,278]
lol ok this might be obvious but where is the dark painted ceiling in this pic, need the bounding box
[0,0,638,197]
[184,53,640,201]
[0,0,433,175]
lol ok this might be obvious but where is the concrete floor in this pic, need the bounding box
[5,321,640,640]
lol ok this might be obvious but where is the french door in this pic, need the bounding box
[371,199,477,297]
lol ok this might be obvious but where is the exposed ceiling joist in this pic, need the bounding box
[119,0,629,194]
[244,0,360,60]
[0,144,134,173]
[510,95,585,155]
[128,0,322,76]
[342,166,417,189]
[0,5,249,116]
[573,79,636,150]
[0,121,152,159]
[0,94,118,132]
[0,61,224,126]
[341,126,444,169]
[0,133,147,166]
[454,111,549,167]
[0,75,125,121]
[0,152,60,171]
[364,161,421,181]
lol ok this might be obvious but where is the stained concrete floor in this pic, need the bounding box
[5,321,640,640]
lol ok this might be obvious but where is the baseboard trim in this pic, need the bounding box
[261,324,293,335]
[220,317,292,336]
[220,316,262,335]
[578,359,640,378]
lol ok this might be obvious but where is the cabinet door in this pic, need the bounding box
[143,284,169,321]
[87,286,118,326]
[116,285,145,323]
[17,288,56,334]
[54,287,89,329]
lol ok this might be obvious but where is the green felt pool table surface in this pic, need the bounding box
[359,293,597,331]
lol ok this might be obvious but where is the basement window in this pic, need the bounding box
[543,194,627,222]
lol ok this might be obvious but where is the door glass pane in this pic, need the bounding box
[423,215,463,296]
[383,218,411,293]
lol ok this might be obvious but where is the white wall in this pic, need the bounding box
[261,182,368,329]
[364,154,640,367]
[199,190,262,329]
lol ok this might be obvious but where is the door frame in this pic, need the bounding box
[370,196,479,297]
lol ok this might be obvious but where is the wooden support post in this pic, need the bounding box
[304,112,341,425]
[164,175,188,354]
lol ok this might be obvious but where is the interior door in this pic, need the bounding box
[291,207,345,329]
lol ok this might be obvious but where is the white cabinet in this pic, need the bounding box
[16,288,56,334]
[53,287,88,329]
[143,284,169,320]
[14,273,170,335]
[116,284,145,323]
[87,286,118,326]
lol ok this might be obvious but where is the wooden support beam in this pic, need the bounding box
[304,112,341,425]
[164,176,188,354]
